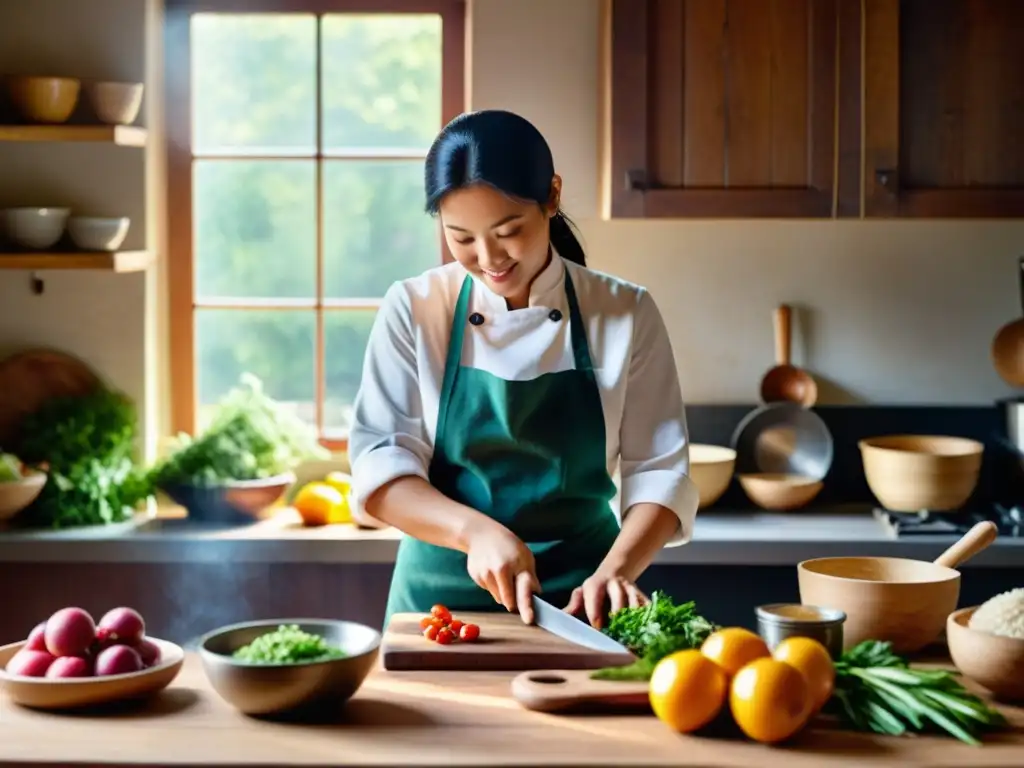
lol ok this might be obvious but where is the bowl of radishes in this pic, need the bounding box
[0,605,184,710]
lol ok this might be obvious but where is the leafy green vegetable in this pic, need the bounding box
[827,640,1008,746]
[148,374,328,488]
[232,624,346,664]
[13,388,151,529]
[0,453,23,482]
[590,591,718,681]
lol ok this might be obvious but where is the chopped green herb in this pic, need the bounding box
[827,640,1008,746]
[232,624,346,664]
[590,591,718,681]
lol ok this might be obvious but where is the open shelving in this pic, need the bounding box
[0,250,153,273]
[0,125,147,147]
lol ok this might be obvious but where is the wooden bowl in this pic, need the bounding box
[689,444,736,508]
[0,469,47,522]
[947,606,1024,702]
[797,556,960,653]
[6,76,81,124]
[859,435,983,512]
[0,637,184,710]
[738,472,823,510]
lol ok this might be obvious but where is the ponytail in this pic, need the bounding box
[549,210,587,267]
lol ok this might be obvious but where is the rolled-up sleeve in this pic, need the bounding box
[618,289,699,546]
[348,283,433,511]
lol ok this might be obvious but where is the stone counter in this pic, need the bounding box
[1,505,1021,565]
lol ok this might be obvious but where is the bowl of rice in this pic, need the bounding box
[947,588,1024,702]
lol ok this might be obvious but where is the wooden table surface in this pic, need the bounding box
[0,653,1021,767]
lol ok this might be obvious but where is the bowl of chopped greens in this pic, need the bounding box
[197,619,381,716]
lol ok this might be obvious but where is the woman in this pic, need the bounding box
[349,109,698,629]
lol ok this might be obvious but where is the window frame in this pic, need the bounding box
[165,0,466,450]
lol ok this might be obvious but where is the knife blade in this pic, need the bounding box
[530,595,634,655]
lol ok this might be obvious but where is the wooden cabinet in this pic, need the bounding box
[601,0,1024,219]
[863,0,1024,217]
[600,0,837,219]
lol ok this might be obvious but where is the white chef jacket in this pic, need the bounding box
[348,254,699,546]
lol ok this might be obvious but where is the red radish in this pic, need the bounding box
[46,656,91,678]
[5,650,55,677]
[97,607,145,645]
[135,638,161,668]
[25,622,47,652]
[44,608,96,657]
[94,645,142,676]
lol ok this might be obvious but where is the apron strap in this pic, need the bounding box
[436,275,473,442]
[563,271,595,373]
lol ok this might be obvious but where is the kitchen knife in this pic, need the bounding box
[530,595,634,655]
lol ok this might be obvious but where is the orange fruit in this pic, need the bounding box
[292,482,344,526]
[700,627,771,677]
[729,657,813,744]
[648,649,729,733]
[772,636,835,714]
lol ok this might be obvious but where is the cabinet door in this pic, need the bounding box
[601,0,837,219]
[863,0,1024,217]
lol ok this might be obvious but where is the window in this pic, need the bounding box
[165,0,465,448]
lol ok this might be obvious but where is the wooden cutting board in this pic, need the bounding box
[510,669,651,712]
[381,611,636,671]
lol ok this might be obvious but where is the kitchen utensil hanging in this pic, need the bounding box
[991,256,1024,387]
[759,303,817,407]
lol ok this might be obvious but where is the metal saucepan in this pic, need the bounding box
[731,401,834,481]
[759,304,817,407]
[991,256,1024,387]
[798,520,999,653]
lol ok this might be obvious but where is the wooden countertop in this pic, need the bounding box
[0,654,1021,767]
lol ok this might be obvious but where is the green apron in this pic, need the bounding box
[383,268,621,624]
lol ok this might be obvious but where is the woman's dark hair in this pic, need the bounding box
[424,109,587,267]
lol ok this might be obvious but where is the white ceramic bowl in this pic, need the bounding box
[67,216,130,252]
[2,208,70,250]
[85,81,144,125]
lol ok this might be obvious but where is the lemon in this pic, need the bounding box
[292,482,344,527]
[322,471,352,524]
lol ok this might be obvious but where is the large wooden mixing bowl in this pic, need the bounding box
[797,521,998,654]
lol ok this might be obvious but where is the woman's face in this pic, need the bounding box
[439,179,559,309]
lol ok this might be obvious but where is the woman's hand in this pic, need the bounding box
[565,571,648,629]
[465,520,540,622]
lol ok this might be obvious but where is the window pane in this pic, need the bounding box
[323,160,439,299]
[324,310,377,437]
[194,160,316,300]
[192,14,317,154]
[321,14,443,152]
[195,310,316,430]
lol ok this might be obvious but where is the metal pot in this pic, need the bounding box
[1002,397,1024,456]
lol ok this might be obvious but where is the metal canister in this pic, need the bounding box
[755,603,847,659]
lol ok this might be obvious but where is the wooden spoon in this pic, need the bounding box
[933,520,999,569]
[991,256,1024,387]
[759,304,818,407]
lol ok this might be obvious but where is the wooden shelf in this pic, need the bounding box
[0,250,153,273]
[0,125,147,147]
